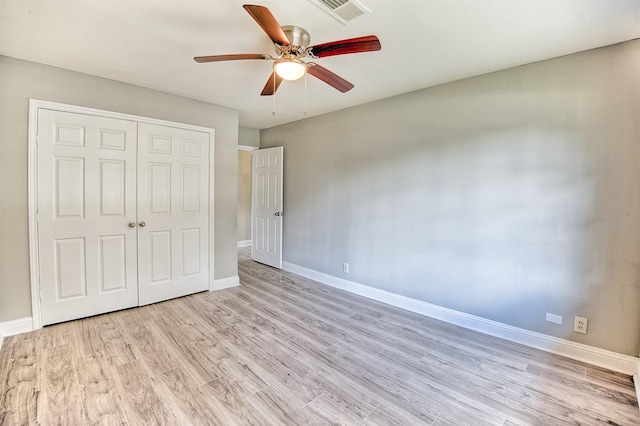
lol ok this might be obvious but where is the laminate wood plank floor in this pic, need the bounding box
[1,247,639,425]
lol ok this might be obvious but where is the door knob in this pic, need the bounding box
[139,221,146,228]
[128,221,136,228]
[274,212,280,216]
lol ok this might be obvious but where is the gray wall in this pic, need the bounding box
[261,40,640,356]
[0,56,239,323]
[239,126,260,148]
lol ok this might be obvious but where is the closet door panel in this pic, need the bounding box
[38,109,139,325]
[137,123,210,305]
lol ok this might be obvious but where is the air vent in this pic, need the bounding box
[308,0,371,24]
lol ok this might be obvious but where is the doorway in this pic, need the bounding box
[237,146,257,248]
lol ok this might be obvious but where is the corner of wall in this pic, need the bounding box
[211,275,240,291]
[0,317,34,350]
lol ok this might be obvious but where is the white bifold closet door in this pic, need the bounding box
[137,123,210,306]
[37,110,209,326]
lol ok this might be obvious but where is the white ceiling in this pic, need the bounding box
[1,0,638,129]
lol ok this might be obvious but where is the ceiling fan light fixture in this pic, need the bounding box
[274,57,307,81]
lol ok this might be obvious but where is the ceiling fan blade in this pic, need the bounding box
[307,64,354,93]
[194,53,269,63]
[243,4,290,46]
[309,35,381,58]
[261,72,284,96]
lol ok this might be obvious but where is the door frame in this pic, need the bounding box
[27,99,216,330]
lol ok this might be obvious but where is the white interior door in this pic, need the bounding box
[137,123,210,305]
[251,147,283,268]
[37,110,139,325]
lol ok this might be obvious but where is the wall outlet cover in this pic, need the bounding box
[574,316,588,334]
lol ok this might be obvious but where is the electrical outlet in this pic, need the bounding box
[574,316,588,334]
[343,263,349,273]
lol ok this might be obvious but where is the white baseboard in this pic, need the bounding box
[211,275,240,291]
[237,240,252,248]
[0,317,34,350]
[283,261,640,376]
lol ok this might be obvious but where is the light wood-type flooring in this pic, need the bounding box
[1,248,639,425]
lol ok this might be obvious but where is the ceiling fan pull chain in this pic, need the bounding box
[304,73,308,116]
[272,76,277,116]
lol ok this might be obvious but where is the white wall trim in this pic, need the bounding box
[211,275,240,291]
[0,317,34,350]
[28,99,216,330]
[283,261,640,376]
[28,100,43,330]
[237,240,252,248]
[238,145,259,151]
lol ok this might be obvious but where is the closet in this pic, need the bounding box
[32,104,212,326]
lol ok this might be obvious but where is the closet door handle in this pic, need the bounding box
[139,221,146,228]
[128,221,136,228]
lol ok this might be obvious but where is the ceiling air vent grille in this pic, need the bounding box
[308,0,371,24]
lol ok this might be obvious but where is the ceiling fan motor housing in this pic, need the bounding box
[280,25,311,55]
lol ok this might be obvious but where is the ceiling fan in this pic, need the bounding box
[194,4,381,96]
